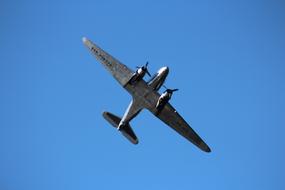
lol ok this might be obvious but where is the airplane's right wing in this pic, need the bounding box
[150,103,211,152]
[83,37,134,87]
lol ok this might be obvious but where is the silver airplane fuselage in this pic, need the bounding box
[118,67,169,128]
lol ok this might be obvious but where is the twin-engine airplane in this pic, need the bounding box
[83,37,211,152]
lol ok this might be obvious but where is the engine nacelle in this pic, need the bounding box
[129,63,151,84]
[156,91,172,110]
[156,88,178,111]
[129,68,145,84]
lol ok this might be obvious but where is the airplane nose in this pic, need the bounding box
[158,66,169,75]
[162,66,169,74]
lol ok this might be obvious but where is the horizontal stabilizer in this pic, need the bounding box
[103,112,138,144]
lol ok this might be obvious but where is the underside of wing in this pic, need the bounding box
[83,37,134,86]
[151,104,211,152]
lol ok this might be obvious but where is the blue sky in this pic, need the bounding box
[1,0,285,190]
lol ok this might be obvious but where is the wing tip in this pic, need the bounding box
[82,36,92,48]
[82,36,88,43]
[200,142,211,153]
[204,147,211,153]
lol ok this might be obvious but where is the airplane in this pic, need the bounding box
[82,37,211,153]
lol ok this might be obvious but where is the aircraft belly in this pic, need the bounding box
[124,81,160,109]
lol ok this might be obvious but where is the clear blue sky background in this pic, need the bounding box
[1,0,285,190]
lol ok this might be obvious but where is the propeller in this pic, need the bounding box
[163,85,179,93]
[136,62,151,77]
[166,88,179,93]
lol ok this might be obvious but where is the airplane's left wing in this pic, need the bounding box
[149,103,211,152]
[83,37,134,87]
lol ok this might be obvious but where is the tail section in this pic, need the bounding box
[102,111,138,144]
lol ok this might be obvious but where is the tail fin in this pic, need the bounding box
[102,111,138,144]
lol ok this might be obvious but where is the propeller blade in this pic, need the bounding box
[164,87,179,93]
[145,61,149,67]
[146,70,151,77]
[135,62,151,77]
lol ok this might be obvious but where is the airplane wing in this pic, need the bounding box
[150,103,211,152]
[82,37,134,87]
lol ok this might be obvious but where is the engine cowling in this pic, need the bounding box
[129,62,151,84]
[156,89,178,111]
